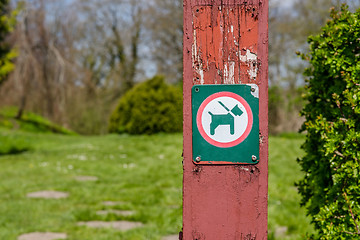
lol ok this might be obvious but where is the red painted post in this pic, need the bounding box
[182,0,268,239]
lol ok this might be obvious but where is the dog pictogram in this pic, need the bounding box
[208,101,243,135]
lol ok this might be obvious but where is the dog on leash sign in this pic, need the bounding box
[192,84,259,164]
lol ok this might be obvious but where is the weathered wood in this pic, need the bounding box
[183,0,268,239]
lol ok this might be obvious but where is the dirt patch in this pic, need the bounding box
[96,210,135,216]
[74,176,98,182]
[27,191,69,199]
[18,232,67,240]
[162,235,179,240]
[77,221,143,231]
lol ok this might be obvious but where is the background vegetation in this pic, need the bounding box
[0,0,357,135]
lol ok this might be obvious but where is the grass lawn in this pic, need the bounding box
[268,136,314,239]
[0,130,313,239]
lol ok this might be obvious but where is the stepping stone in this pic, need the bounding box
[74,176,98,182]
[27,191,69,199]
[162,235,179,240]
[102,201,125,206]
[275,226,288,238]
[77,221,143,231]
[96,210,135,216]
[18,232,67,240]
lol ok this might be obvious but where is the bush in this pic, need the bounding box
[0,134,31,155]
[108,76,182,134]
[297,5,360,239]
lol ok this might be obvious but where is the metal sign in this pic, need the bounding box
[192,84,259,164]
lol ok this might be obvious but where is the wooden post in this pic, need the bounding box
[182,0,268,239]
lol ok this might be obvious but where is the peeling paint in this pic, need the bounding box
[199,69,204,84]
[239,167,250,171]
[240,49,257,62]
[224,61,235,84]
[191,6,259,84]
[240,49,258,80]
[192,29,204,84]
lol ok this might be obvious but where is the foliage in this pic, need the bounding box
[0,133,31,155]
[0,0,17,86]
[109,76,182,135]
[297,5,360,239]
[0,106,76,134]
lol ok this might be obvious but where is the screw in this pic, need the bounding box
[252,155,257,162]
[251,87,256,92]
[195,87,199,92]
[195,156,201,162]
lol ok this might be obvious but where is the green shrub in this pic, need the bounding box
[297,5,360,239]
[0,134,31,155]
[109,76,182,134]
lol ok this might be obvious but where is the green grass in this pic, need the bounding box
[0,131,314,239]
[268,135,314,239]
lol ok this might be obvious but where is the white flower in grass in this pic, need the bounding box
[39,162,48,167]
[78,155,87,161]
[122,163,136,169]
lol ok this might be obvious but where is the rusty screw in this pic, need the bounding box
[251,87,256,92]
[195,156,201,162]
[252,155,257,162]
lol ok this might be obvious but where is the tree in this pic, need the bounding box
[75,0,144,99]
[8,0,74,121]
[268,0,360,134]
[297,5,360,239]
[65,0,146,134]
[145,0,183,83]
[0,0,146,134]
